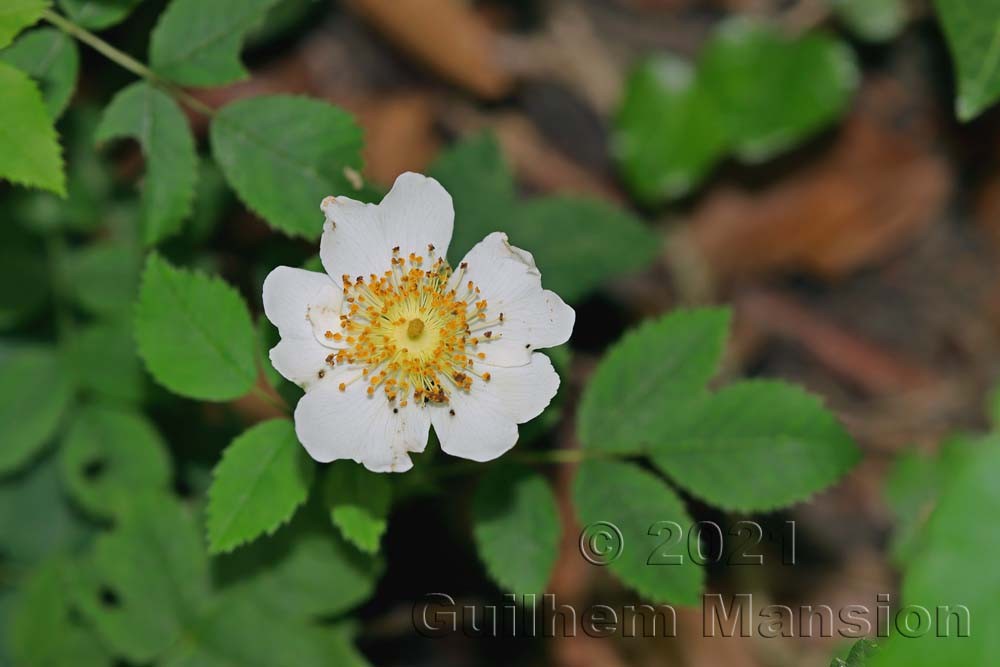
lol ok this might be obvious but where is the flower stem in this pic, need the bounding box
[41,9,216,117]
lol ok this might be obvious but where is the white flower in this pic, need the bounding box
[262,172,575,472]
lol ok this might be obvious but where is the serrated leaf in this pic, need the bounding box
[0,28,79,118]
[613,56,729,204]
[472,464,560,593]
[60,406,171,519]
[12,106,117,233]
[651,381,860,511]
[0,0,47,49]
[698,19,858,162]
[135,253,257,401]
[149,0,281,86]
[870,441,1000,667]
[10,558,112,667]
[210,95,364,238]
[572,460,704,605]
[74,496,211,663]
[431,132,517,262]
[207,419,314,554]
[323,461,391,554]
[578,308,731,454]
[934,0,1000,121]
[63,240,140,316]
[96,81,197,245]
[0,61,65,195]
[511,197,658,303]
[58,0,143,30]
[214,513,382,620]
[833,0,906,42]
[0,346,74,474]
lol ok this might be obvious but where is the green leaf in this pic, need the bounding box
[149,0,281,86]
[698,19,858,162]
[74,496,211,663]
[432,133,659,302]
[431,132,517,262]
[11,105,117,233]
[161,612,369,667]
[832,638,880,667]
[58,0,143,30]
[0,0,47,49]
[0,228,48,330]
[135,253,258,401]
[323,461,391,554]
[60,406,171,519]
[63,240,140,316]
[572,460,703,605]
[207,419,314,554]
[511,197,658,303]
[577,308,731,454]
[833,0,906,42]
[870,441,1000,667]
[613,56,729,203]
[161,606,371,667]
[96,81,197,245]
[0,456,91,567]
[884,436,977,566]
[210,95,364,238]
[472,464,560,594]
[0,61,65,195]
[214,514,382,620]
[651,381,860,511]
[0,346,74,474]
[10,558,112,667]
[884,448,939,566]
[65,320,145,405]
[934,0,1000,121]
[0,28,79,118]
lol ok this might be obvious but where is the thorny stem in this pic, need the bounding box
[41,9,216,117]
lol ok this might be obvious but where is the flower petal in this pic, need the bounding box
[452,232,575,367]
[262,267,340,339]
[378,172,454,258]
[320,196,386,282]
[430,353,560,462]
[294,378,431,473]
[320,173,454,281]
[268,337,336,391]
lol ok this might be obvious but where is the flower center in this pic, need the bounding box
[326,246,499,407]
[406,318,425,340]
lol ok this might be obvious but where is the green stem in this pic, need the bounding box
[41,9,216,117]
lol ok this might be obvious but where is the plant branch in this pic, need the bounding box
[41,9,216,117]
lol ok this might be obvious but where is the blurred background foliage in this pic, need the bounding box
[1,0,1000,666]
